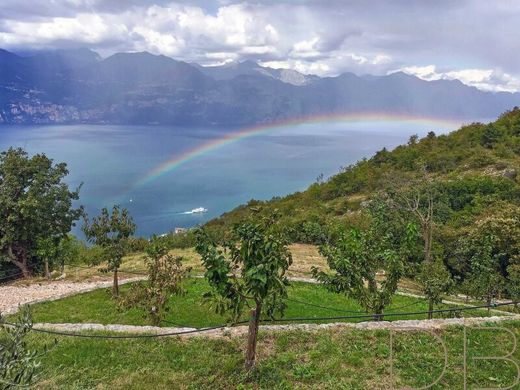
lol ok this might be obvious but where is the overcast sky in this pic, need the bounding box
[1,0,519,92]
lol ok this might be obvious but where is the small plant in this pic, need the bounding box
[0,306,55,389]
[119,236,191,326]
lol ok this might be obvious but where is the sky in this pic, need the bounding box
[0,0,519,92]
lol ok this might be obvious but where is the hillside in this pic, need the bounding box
[1,48,520,125]
[205,108,520,251]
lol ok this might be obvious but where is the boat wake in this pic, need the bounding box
[178,207,208,215]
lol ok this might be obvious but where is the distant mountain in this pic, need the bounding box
[193,60,317,86]
[0,48,519,125]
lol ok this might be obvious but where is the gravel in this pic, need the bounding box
[0,277,145,315]
[32,314,520,339]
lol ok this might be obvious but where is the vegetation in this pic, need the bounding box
[13,321,520,389]
[119,236,191,326]
[82,206,136,297]
[195,214,292,369]
[206,108,520,306]
[0,306,53,389]
[313,200,416,320]
[24,279,495,329]
[0,148,82,277]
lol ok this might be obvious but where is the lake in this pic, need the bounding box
[0,120,461,237]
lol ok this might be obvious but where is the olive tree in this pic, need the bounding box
[0,148,82,277]
[0,306,54,389]
[195,215,292,370]
[82,206,135,297]
[313,200,416,320]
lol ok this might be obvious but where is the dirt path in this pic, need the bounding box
[0,277,145,315]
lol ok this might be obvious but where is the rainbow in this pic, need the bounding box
[131,112,462,190]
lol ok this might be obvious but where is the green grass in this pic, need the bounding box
[27,279,497,328]
[26,321,520,389]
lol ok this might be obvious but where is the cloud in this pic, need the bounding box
[0,1,519,91]
[394,65,520,93]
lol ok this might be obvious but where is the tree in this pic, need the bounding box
[119,236,191,326]
[313,201,417,320]
[82,206,136,297]
[195,215,292,370]
[459,204,520,311]
[0,148,82,278]
[0,306,54,389]
[480,124,501,148]
[385,172,443,265]
[418,259,454,319]
[35,237,59,279]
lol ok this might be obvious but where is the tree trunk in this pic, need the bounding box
[245,302,262,370]
[487,296,492,314]
[8,245,31,278]
[428,299,434,320]
[113,268,119,297]
[373,308,384,321]
[44,258,51,279]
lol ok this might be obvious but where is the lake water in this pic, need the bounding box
[0,120,460,237]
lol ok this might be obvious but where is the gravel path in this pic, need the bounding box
[32,314,520,339]
[0,277,145,315]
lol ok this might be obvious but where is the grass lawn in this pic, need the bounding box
[27,279,497,328]
[26,321,520,389]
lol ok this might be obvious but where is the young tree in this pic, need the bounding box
[313,201,417,320]
[1,306,54,389]
[119,236,191,326]
[195,215,292,370]
[82,206,136,297]
[418,259,454,319]
[0,148,82,277]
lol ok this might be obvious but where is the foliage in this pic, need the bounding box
[195,213,292,368]
[458,204,520,305]
[206,109,520,297]
[0,148,82,277]
[418,259,454,318]
[119,236,191,326]
[0,306,54,389]
[82,205,136,296]
[313,200,417,319]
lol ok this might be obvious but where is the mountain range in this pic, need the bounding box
[1,48,519,125]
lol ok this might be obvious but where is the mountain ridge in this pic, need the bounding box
[0,48,519,125]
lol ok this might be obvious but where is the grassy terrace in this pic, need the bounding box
[28,322,520,389]
[28,278,497,328]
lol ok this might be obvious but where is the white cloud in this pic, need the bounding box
[393,65,520,93]
[0,1,519,92]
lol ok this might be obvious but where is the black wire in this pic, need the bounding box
[261,301,520,324]
[1,322,232,339]
[285,297,366,314]
[0,270,24,283]
[66,263,148,277]
[3,301,517,340]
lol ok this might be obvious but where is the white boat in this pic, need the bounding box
[191,207,208,213]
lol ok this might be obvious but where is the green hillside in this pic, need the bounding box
[205,107,520,250]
